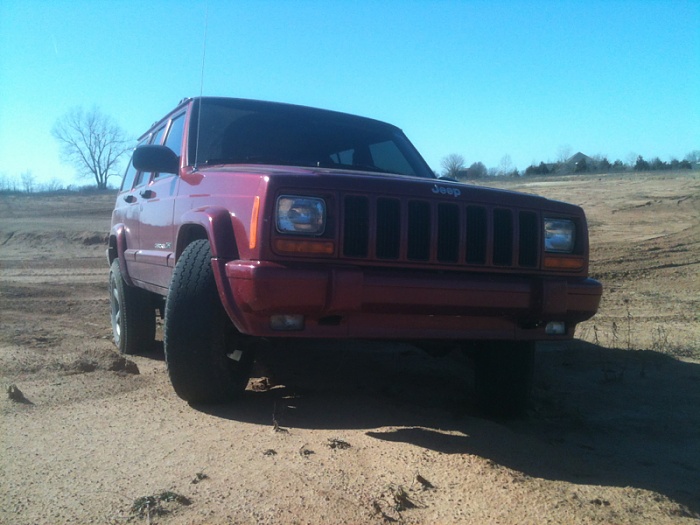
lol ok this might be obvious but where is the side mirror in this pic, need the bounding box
[132,145,179,174]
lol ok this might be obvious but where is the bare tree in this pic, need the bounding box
[498,154,513,176]
[0,172,18,192]
[557,145,572,164]
[441,153,465,179]
[21,171,36,193]
[44,178,65,192]
[685,150,700,166]
[52,106,131,190]
[626,152,639,167]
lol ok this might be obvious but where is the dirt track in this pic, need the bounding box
[1,173,699,524]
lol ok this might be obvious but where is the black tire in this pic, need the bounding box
[109,259,156,355]
[473,341,535,417]
[164,239,254,403]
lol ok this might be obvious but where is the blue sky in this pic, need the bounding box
[0,0,698,186]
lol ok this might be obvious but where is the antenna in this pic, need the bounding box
[194,2,209,170]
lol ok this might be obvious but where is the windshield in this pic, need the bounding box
[188,98,434,178]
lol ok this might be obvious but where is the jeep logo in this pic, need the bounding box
[432,184,461,198]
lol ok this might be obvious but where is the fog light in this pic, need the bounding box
[270,314,305,331]
[545,322,566,335]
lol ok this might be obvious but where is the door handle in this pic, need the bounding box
[123,195,137,203]
[140,189,154,199]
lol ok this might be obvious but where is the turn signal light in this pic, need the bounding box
[274,238,334,255]
[543,256,584,270]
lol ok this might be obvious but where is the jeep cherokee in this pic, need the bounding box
[108,97,602,414]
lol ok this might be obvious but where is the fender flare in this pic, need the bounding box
[109,224,135,287]
[177,206,245,260]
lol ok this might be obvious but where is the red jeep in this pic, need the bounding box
[108,97,601,414]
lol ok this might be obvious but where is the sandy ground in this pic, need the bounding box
[0,173,698,524]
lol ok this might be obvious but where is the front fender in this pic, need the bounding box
[176,207,253,334]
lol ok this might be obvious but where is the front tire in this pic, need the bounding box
[109,259,156,355]
[473,341,535,417]
[164,239,254,403]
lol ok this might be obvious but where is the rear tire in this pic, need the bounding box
[164,239,254,403]
[109,259,156,355]
[473,341,535,417]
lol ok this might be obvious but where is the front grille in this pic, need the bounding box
[342,195,540,269]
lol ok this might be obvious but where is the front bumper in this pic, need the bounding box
[213,259,602,340]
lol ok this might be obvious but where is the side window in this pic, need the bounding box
[154,114,185,179]
[121,157,139,192]
[165,114,185,157]
[152,126,167,146]
[120,139,148,191]
[134,127,166,187]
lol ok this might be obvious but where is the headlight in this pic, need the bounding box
[276,196,326,235]
[544,218,576,253]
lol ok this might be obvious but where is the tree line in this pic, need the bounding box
[441,150,698,180]
[0,172,116,194]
